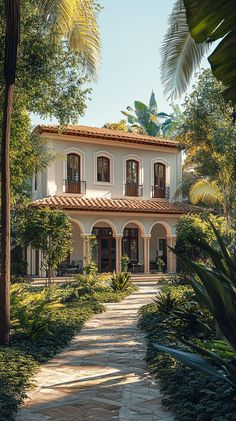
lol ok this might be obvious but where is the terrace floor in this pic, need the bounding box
[17,281,173,421]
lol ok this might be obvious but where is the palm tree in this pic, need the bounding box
[121,91,172,137]
[161,0,210,100]
[161,0,236,103]
[0,0,100,345]
[190,179,234,225]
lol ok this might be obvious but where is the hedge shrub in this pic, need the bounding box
[138,283,236,420]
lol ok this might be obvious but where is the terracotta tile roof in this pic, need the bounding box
[32,195,199,215]
[35,124,178,149]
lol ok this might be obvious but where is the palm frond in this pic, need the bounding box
[40,0,100,79]
[190,179,222,205]
[161,0,210,100]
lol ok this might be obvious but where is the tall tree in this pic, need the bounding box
[176,70,236,225]
[0,0,100,345]
[15,207,72,284]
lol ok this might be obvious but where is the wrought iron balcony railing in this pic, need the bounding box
[151,186,170,199]
[124,183,143,197]
[64,179,86,194]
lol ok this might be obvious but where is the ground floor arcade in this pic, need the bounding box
[27,211,178,277]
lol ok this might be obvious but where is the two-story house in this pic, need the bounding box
[27,124,195,276]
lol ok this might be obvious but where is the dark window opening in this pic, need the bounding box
[97,157,110,182]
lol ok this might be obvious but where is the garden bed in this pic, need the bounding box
[0,274,136,421]
[138,281,236,421]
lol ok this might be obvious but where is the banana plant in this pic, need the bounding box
[121,91,172,137]
[154,222,236,387]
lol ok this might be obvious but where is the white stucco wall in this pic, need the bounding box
[32,134,182,202]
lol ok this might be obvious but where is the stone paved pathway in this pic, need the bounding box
[17,281,174,421]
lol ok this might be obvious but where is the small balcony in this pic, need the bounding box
[64,179,86,194]
[151,186,170,199]
[124,183,143,197]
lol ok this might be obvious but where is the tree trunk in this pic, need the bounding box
[0,0,20,345]
[0,83,14,345]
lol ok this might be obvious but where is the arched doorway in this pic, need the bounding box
[122,222,144,272]
[150,223,168,272]
[91,222,116,272]
[57,220,84,275]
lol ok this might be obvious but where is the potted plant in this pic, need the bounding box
[155,257,165,272]
[121,254,130,272]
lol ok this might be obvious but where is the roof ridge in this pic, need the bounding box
[34,124,178,148]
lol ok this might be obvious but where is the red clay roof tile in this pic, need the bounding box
[32,195,199,215]
[35,124,178,148]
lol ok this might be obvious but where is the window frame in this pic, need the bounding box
[94,151,114,185]
[150,158,170,199]
[123,154,143,197]
[97,156,110,183]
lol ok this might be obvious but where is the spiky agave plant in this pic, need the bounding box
[154,222,236,387]
[110,272,132,292]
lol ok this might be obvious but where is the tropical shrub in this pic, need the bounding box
[154,291,182,314]
[0,348,38,421]
[175,213,234,270]
[139,284,236,420]
[11,285,62,339]
[110,272,132,291]
[155,224,236,387]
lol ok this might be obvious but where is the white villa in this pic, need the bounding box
[27,125,195,277]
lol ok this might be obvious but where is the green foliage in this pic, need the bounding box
[155,257,165,272]
[10,246,27,279]
[14,206,72,279]
[154,291,182,314]
[110,272,132,291]
[162,0,236,104]
[177,70,236,223]
[121,254,130,272]
[175,213,234,268]
[161,0,210,100]
[183,0,236,103]
[0,348,38,421]
[139,284,236,420]
[0,0,99,202]
[103,120,129,132]
[121,91,173,137]
[10,285,62,339]
[153,224,236,392]
[83,235,98,275]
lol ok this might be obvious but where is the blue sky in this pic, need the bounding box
[32,0,210,128]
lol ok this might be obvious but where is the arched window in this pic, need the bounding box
[153,162,166,198]
[97,156,110,182]
[126,159,139,196]
[66,154,81,193]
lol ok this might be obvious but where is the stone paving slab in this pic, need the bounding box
[17,281,174,421]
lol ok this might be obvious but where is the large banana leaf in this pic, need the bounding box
[183,0,236,103]
[149,91,158,115]
[153,343,234,385]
